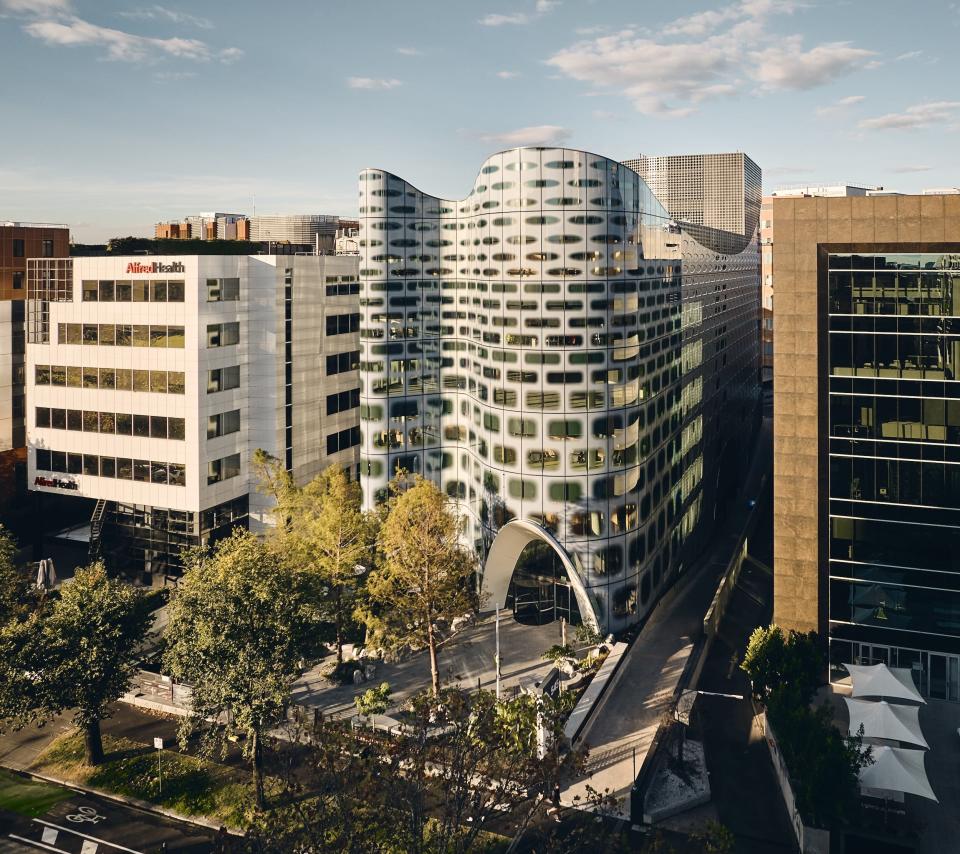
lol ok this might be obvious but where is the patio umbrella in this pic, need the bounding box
[35,559,46,590]
[844,697,928,749]
[844,663,925,704]
[859,746,938,802]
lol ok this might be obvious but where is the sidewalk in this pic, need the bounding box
[561,416,772,816]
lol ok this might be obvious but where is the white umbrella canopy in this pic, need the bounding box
[844,663,925,704]
[844,697,928,749]
[860,746,938,802]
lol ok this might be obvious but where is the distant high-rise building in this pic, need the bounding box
[0,221,70,508]
[622,152,762,242]
[773,193,960,702]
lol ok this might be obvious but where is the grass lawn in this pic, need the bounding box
[29,730,254,828]
[0,769,72,817]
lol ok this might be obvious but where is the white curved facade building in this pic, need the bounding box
[357,147,761,632]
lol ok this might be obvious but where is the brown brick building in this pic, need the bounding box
[773,194,960,700]
[0,222,70,508]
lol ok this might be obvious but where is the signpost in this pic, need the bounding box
[154,737,164,794]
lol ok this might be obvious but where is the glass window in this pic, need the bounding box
[117,458,133,479]
[151,462,168,485]
[168,418,185,440]
[132,281,149,302]
[150,416,167,439]
[115,325,131,346]
[167,326,184,348]
[134,459,150,482]
[99,412,115,433]
[98,280,114,301]
[168,371,185,394]
[115,281,132,302]
[150,326,167,348]
[66,366,81,387]
[115,369,132,390]
[100,457,116,478]
[169,463,186,486]
[83,454,99,476]
[98,324,115,346]
[82,324,98,345]
[150,371,167,393]
[167,280,185,302]
[133,370,150,392]
[98,368,115,390]
[35,407,50,428]
[67,409,82,431]
[152,280,167,302]
[116,413,132,435]
[132,325,149,347]
[35,365,50,385]
[50,365,65,386]
[134,414,150,437]
[83,368,98,388]
[82,281,98,302]
[66,453,82,474]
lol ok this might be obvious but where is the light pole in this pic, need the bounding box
[495,603,502,700]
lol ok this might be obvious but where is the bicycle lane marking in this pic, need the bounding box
[30,820,144,854]
[8,835,70,854]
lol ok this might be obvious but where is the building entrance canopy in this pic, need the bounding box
[845,663,925,704]
[844,697,928,749]
[859,745,938,802]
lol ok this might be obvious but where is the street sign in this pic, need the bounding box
[153,737,164,750]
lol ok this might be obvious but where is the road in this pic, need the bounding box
[0,786,218,854]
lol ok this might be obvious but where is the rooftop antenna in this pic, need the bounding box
[252,194,256,217]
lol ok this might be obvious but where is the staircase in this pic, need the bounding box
[88,498,107,561]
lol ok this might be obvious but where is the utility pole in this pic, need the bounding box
[495,603,501,700]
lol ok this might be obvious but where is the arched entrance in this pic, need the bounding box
[481,520,600,632]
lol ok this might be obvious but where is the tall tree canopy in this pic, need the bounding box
[164,529,312,807]
[360,476,479,696]
[0,562,152,765]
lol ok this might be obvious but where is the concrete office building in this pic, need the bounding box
[25,253,360,579]
[622,152,762,247]
[773,193,960,701]
[358,146,761,633]
[0,222,70,507]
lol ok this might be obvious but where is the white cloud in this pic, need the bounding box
[859,101,960,131]
[0,0,71,12]
[892,164,932,173]
[480,0,559,26]
[153,69,196,82]
[815,93,865,117]
[9,0,241,64]
[546,1,874,116]
[25,18,215,61]
[396,46,422,56]
[347,76,403,90]
[752,39,874,90]
[479,125,572,146]
[479,12,529,26]
[496,70,519,78]
[894,50,922,62]
[119,6,212,29]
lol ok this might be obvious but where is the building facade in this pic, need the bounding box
[622,153,761,245]
[25,253,360,578]
[772,193,960,701]
[0,222,70,508]
[358,146,761,633]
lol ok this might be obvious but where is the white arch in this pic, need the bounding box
[480,520,600,632]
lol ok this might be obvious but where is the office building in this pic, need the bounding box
[773,193,960,701]
[0,222,70,508]
[156,213,248,241]
[358,146,762,633]
[622,152,761,246]
[761,185,884,381]
[26,253,360,579]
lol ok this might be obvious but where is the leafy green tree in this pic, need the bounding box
[741,624,822,706]
[0,562,152,765]
[250,686,585,854]
[355,682,392,721]
[164,530,313,807]
[359,476,479,696]
[255,453,371,665]
[0,523,25,623]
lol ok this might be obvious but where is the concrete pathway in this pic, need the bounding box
[562,416,772,816]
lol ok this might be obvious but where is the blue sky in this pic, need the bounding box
[1,0,958,242]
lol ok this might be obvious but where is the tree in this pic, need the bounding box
[255,453,371,665]
[0,523,24,623]
[249,686,585,854]
[164,530,313,808]
[741,624,822,707]
[355,682,392,722]
[0,562,152,765]
[360,476,479,696]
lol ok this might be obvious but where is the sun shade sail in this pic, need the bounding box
[844,663,925,704]
[844,697,928,749]
[859,746,938,802]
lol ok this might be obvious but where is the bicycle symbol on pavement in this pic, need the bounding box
[65,806,106,824]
